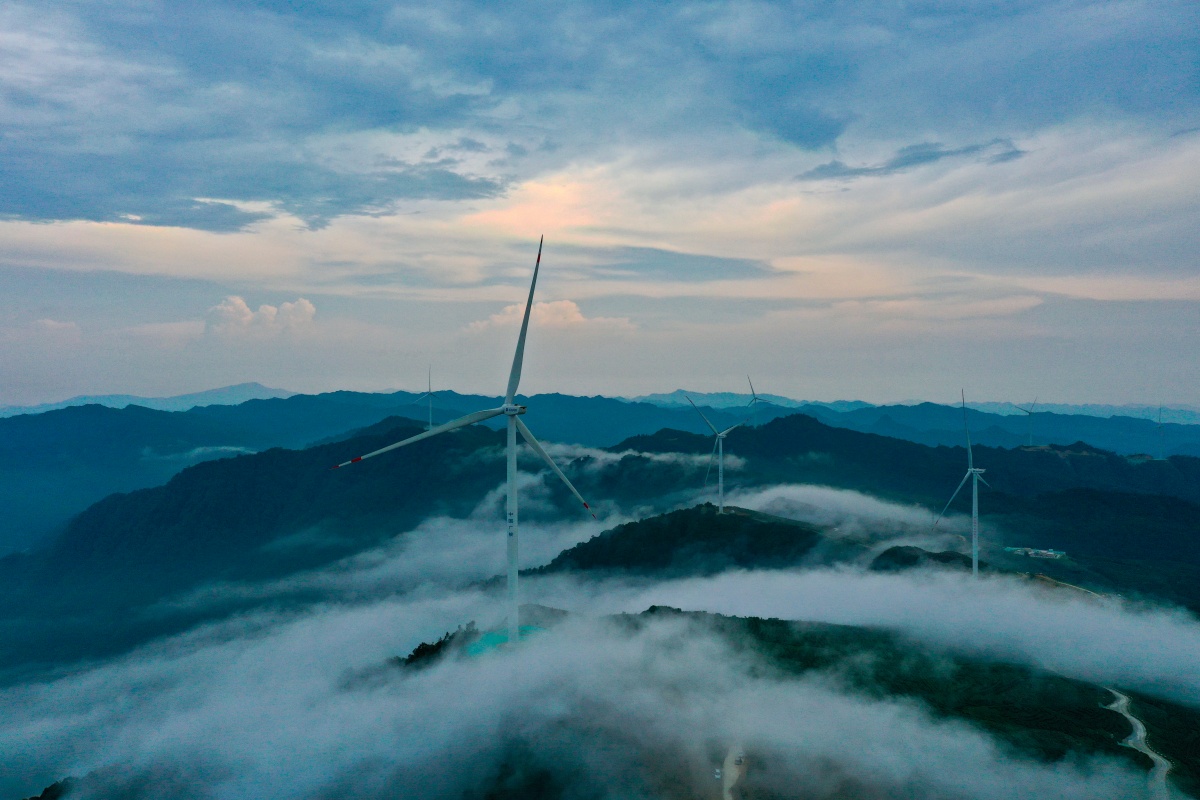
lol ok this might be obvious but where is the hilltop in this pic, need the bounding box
[530,504,864,577]
[391,606,1198,798]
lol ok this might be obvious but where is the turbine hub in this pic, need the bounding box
[502,404,527,416]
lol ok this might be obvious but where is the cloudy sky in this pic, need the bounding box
[2,0,1197,405]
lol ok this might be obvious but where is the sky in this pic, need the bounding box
[1,0,1198,406]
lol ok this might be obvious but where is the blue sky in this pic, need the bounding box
[1,0,1197,404]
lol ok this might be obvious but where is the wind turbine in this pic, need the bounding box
[331,237,596,644]
[1012,396,1037,447]
[410,366,438,430]
[687,382,756,513]
[934,391,990,578]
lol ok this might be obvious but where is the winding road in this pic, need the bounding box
[1105,689,1172,800]
[720,744,745,800]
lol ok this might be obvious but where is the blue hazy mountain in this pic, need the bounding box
[0,391,789,554]
[3,411,1199,679]
[4,386,1198,557]
[0,382,293,417]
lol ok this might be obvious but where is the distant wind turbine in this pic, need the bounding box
[934,391,990,578]
[688,381,757,513]
[1012,396,1038,447]
[410,366,439,430]
[331,237,596,644]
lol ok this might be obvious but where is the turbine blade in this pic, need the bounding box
[686,396,720,434]
[505,236,543,404]
[933,472,971,528]
[514,417,596,519]
[704,437,719,486]
[330,407,505,468]
[977,474,992,489]
[746,376,758,406]
[410,392,432,403]
[720,422,743,436]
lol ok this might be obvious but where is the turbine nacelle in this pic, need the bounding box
[502,404,527,416]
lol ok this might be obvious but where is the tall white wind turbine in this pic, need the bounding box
[1013,396,1037,447]
[934,391,990,577]
[691,393,744,513]
[331,237,596,644]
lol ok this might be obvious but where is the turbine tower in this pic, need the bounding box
[332,237,595,644]
[1013,396,1037,447]
[934,391,990,577]
[691,393,744,513]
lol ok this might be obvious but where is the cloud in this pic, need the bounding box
[798,140,1026,181]
[551,568,1200,708]
[0,590,1150,800]
[204,296,316,335]
[467,299,634,332]
[31,318,80,336]
[728,483,958,547]
[563,245,775,283]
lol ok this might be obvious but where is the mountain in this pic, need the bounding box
[606,417,1200,609]
[628,388,870,411]
[5,407,1200,677]
[611,415,1200,507]
[8,384,1199,556]
[796,402,1200,458]
[394,606,1197,798]
[530,504,862,577]
[0,390,789,554]
[0,382,293,417]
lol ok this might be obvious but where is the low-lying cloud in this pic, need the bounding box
[4,479,1198,798]
[533,568,1200,708]
[0,591,1151,800]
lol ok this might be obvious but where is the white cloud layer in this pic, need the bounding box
[205,296,316,335]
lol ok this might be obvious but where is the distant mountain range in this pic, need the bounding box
[626,389,870,411]
[0,382,294,417]
[630,390,1200,425]
[3,409,1199,678]
[5,385,1200,556]
[0,391,792,553]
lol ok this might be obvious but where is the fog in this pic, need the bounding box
[0,591,1151,800]
[524,568,1200,708]
[4,476,1197,798]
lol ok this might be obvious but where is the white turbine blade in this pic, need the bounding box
[514,417,597,519]
[933,472,971,527]
[505,236,543,404]
[703,437,719,486]
[977,474,992,489]
[747,376,758,406]
[1030,396,1038,414]
[330,407,505,468]
[410,391,432,403]
[719,422,743,436]
[686,396,720,435]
